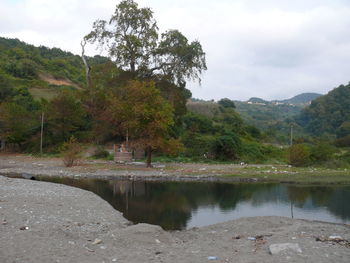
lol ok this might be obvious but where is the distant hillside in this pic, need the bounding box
[0,37,108,100]
[278,93,322,105]
[296,83,350,136]
[186,99,220,118]
[247,97,269,104]
[187,98,300,131]
[234,101,301,130]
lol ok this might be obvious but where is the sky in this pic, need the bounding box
[1,0,350,101]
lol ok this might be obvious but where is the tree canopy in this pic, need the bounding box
[85,0,206,86]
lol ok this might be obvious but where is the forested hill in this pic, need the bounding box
[188,92,321,132]
[296,82,350,138]
[278,93,321,105]
[0,37,107,99]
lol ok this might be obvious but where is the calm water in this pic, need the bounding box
[37,177,350,230]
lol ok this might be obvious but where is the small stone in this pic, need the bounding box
[328,235,342,240]
[112,259,117,262]
[247,237,256,241]
[155,239,161,244]
[19,226,29,230]
[92,238,102,245]
[208,256,218,260]
[269,243,302,255]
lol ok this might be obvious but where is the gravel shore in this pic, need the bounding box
[1,155,350,262]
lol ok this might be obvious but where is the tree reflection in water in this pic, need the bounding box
[37,177,350,230]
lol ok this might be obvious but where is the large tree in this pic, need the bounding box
[105,80,180,167]
[84,0,206,86]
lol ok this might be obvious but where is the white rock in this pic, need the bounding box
[92,238,102,245]
[329,235,342,240]
[269,243,302,255]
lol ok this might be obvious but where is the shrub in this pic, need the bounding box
[310,143,336,163]
[288,144,311,167]
[182,134,216,158]
[92,146,110,159]
[61,137,82,167]
[212,132,241,160]
[335,135,350,147]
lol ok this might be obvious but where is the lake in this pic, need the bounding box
[37,176,350,230]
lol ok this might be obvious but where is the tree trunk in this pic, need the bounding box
[146,146,153,168]
[80,40,91,89]
[0,139,5,151]
[130,61,135,72]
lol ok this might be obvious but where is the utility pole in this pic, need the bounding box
[290,123,293,146]
[40,112,44,155]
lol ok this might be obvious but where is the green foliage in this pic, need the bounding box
[182,112,214,134]
[92,146,110,159]
[182,133,216,158]
[297,83,350,136]
[212,131,242,160]
[85,0,206,86]
[0,36,111,102]
[218,98,236,108]
[288,144,311,167]
[335,135,350,147]
[244,125,262,140]
[240,142,286,163]
[103,80,177,166]
[0,102,40,148]
[310,142,336,163]
[46,91,88,145]
[336,121,350,138]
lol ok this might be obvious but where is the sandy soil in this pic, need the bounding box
[0,175,349,263]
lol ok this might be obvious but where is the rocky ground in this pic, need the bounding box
[0,153,263,182]
[1,154,350,262]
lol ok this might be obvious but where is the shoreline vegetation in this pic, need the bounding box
[1,154,349,185]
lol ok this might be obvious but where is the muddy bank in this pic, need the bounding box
[1,175,349,263]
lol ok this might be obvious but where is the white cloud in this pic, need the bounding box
[1,0,350,100]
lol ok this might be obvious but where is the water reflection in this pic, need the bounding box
[38,177,350,230]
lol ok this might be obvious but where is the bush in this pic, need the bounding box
[182,134,216,158]
[92,146,110,159]
[335,135,350,147]
[288,144,311,167]
[310,143,336,163]
[61,137,82,167]
[212,132,241,160]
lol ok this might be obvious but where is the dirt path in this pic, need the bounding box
[0,175,349,263]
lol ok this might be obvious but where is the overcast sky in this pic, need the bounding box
[1,0,350,101]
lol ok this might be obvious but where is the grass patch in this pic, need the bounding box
[225,166,350,184]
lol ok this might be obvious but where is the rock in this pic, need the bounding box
[269,243,302,255]
[92,238,102,245]
[329,235,342,240]
[208,256,218,260]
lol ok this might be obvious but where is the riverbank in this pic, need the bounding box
[1,175,349,263]
[1,154,350,184]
